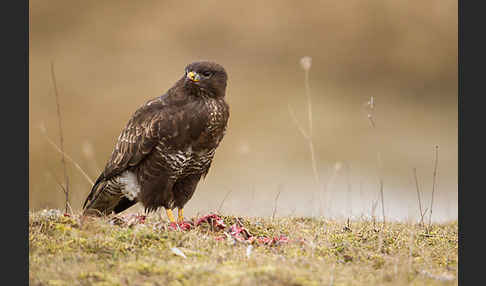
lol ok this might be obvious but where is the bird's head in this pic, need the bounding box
[183,61,228,98]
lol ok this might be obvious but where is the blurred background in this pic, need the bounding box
[29,0,457,222]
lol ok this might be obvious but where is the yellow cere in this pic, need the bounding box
[187,71,200,82]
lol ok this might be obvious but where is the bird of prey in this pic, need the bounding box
[82,61,229,223]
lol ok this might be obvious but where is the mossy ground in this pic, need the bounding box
[29,210,457,286]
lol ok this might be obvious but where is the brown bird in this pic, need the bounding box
[82,61,229,223]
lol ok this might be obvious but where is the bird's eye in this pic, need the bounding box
[202,71,212,78]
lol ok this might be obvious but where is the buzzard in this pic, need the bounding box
[82,61,229,223]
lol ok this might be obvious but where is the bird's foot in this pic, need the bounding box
[166,209,176,223]
[164,208,191,230]
[178,208,184,223]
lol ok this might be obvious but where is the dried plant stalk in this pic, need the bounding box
[366,96,385,226]
[272,185,283,220]
[379,179,385,227]
[289,56,321,216]
[413,168,426,225]
[40,126,94,186]
[429,145,439,228]
[217,188,233,213]
[50,61,70,214]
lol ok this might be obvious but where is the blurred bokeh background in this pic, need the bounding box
[29,0,457,222]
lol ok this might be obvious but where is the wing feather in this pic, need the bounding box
[82,92,211,213]
[82,97,168,211]
[102,99,166,179]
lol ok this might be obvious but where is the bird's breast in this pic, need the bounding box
[147,97,227,179]
[199,98,229,146]
[155,144,215,178]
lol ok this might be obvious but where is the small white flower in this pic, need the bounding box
[300,56,312,71]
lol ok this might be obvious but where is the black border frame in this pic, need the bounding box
[4,0,29,284]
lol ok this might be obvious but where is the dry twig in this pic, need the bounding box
[40,125,94,186]
[429,145,439,228]
[366,96,385,226]
[413,168,426,225]
[379,179,385,227]
[50,61,70,213]
[288,56,321,216]
[272,185,283,220]
[217,188,233,213]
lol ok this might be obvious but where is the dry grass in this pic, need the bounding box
[29,210,457,286]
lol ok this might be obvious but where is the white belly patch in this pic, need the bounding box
[118,171,141,201]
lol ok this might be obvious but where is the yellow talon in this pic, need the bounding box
[166,209,176,223]
[178,209,184,222]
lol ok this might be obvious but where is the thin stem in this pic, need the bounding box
[366,96,384,227]
[41,128,94,186]
[288,104,310,140]
[413,168,425,225]
[305,69,313,138]
[346,163,352,216]
[303,68,319,185]
[379,179,385,227]
[272,186,283,220]
[291,57,320,216]
[429,145,439,228]
[308,140,319,184]
[217,188,233,213]
[51,61,70,214]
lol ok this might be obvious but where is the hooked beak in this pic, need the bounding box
[187,71,200,82]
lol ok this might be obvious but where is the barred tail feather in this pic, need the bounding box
[83,176,124,216]
[83,173,140,216]
[82,176,104,210]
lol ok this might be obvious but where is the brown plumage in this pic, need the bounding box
[82,61,229,221]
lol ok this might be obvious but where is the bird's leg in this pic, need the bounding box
[165,208,176,223]
[178,208,184,223]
